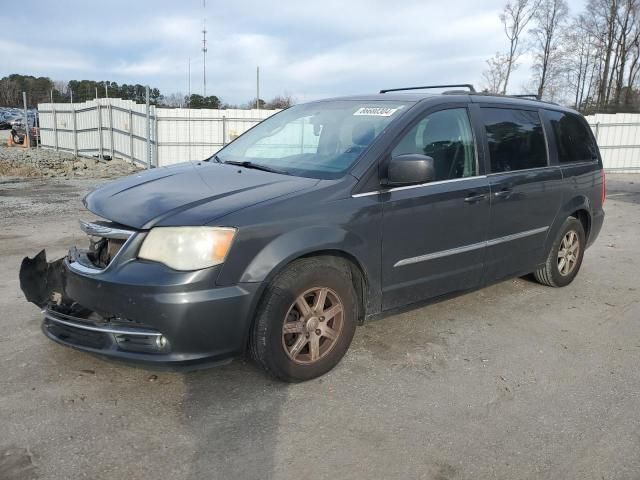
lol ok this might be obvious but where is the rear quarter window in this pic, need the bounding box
[481,108,547,173]
[546,110,598,163]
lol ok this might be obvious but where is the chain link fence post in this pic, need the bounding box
[22,92,30,149]
[145,86,151,169]
[97,100,103,159]
[222,115,227,146]
[129,106,134,164]
[51,90,58,151]
[154,107,159,168]
[72,100,78,157]
[108,101,114,159]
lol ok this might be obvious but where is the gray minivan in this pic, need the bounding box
[21,85,605,381]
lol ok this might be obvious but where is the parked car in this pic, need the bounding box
[10,116,39,145]
[20,85,605,381]
[0,115,21,130]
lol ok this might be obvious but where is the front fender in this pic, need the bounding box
[239,225,369,283]
[232,223,382,319]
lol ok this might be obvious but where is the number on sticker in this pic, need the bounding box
[353,107,399,117]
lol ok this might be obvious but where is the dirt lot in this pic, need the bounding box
[0,174,639,480]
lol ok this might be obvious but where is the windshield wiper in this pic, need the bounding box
[224,160,289,175]
[205,154,222,163]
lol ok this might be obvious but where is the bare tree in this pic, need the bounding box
[626,32,640,102]
[564,15,600,108]
[482,0,640,112]
[482,52,511,93]
[53,80,68,95]
[585,0,620,106]
[530,0,569,98]
[265,94,296,109]
[161,92,186,108]
[0,78,20,106]
[500,0,542,94]
[612,0,640,104]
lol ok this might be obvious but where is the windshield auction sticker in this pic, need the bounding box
[353,107,400,117]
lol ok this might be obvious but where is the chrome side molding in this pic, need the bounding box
[394,226,549,268]
[485,226,549,247]
[394,241,486,267]
[352,175,488,198]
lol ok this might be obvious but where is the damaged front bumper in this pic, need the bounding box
[43,304,168,358]
[20,224,261,368]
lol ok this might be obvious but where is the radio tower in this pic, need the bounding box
[202,0,207,97]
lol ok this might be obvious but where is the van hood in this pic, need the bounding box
[83,162,319,229]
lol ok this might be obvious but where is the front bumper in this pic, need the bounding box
[42,255,261,367]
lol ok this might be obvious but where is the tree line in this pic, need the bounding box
[0,74,294,110]
[483,0,640,113]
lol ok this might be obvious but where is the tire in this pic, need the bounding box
[12,133,22,144]
[534,216,586,287]
[249,257,358,382]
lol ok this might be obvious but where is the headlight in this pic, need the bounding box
[138,227,236,271]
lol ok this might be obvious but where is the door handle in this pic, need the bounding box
[464,193,486,203]
[494,188,512,199]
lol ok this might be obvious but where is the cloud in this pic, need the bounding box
[110,57,177,76]
[0,39,93,73]
[0,0,574,102]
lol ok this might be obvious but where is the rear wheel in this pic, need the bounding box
[12,133,22,144]
[534,217,585,287]
[249,257,358,382]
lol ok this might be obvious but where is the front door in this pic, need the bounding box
[381,107,490,311]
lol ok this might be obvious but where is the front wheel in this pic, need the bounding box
[534,217,586,287]
[249,257,358,382]
[12,133,22,144]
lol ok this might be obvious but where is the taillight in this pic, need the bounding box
[601,170,606,205]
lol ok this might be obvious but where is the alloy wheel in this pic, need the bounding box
[281,287,344,364]
[557,230,580,276]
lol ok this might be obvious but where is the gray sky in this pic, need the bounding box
[1,0,586,104]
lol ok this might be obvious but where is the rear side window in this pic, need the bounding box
[481,108,547,173]
[546,111,598,163]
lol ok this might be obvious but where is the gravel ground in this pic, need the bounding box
[0,174,639,480]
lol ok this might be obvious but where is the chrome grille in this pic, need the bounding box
[79,220,134,239]
[71,220,135,272]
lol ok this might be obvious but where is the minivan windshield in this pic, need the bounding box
[215,100,413,179]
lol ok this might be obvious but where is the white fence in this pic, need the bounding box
[37,102,639,172]
[37,98,278,167]
[586,113,640,172]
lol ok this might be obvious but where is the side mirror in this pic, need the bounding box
[386,154,435,186]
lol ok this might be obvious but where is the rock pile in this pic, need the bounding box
[0,146,143,178]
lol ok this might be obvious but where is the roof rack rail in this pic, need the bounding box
[380,84,476,94]
[511,94,541,100]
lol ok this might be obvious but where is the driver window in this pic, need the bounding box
[392,108,476,180]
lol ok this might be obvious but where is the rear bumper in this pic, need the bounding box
[42,257,261,367]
